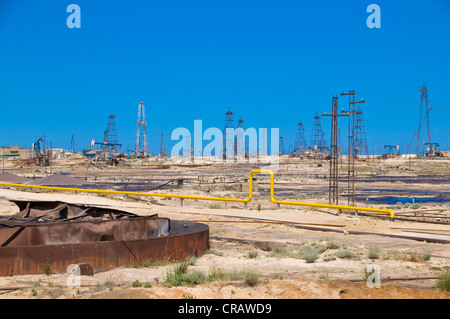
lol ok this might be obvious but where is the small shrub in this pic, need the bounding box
[208,266,225,282]
[144,282,152,288]
[323,255,336,262]
[437,270,450,292]
[319,272,329,280]
[242,270,260,287]
[268,245,287,258]
[151,260,168,267]
[132,280,143,288]
[422,252,432,261]
[228,270,242,281]
[183,256,197,266]
[325,240,340,250]
[247,251,258,259]
[299,246,318,263]
[336,249,353,259]
[208,204,221,209]
[381,250,398,260]
[311,243,327,254]
[181,271,206,285]
[105,280,115,291]
[408,250,419,262]
[368,248,380,260]
[42,256,52,276]
[164,257,204,287]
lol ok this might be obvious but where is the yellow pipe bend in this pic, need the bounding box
[248,169,394,219]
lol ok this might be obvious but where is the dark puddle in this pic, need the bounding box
[364,197,450,205]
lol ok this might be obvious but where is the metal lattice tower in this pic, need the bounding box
[310,113,325,151]
[236,116,246,157]
[294,122,307,155]
[279,136,285,155]
[223,107,234,158]
[237,116,244,128]
[136,101,148,157]
[104,112,120,155]
[409,84,437,156]
[355,106,369,158]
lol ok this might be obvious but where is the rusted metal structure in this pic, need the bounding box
[0,200,209,276]
[323,95,341,205]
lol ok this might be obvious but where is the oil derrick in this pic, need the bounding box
[136,101,148,157]
[279,136,285,155]
[236,116,246,158]
[341,90,365,206]
[223,107,234,159]
[294,122,307,155]
[409,84,439,156]
[70,135,75,153]
[104,112,120,155]
[160,131,167,157]
[354,106,369,158]
[310,113,325,152]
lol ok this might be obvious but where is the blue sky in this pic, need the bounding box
[0,0,449,155]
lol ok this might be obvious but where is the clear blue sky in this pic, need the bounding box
[0,0,449,155]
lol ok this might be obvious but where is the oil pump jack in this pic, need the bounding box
[33,137,49,166]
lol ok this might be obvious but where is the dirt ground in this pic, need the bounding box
[0,155,449,299]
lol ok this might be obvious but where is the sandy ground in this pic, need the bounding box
[0,156,449,299]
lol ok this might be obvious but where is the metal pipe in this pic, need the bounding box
[0,169,395,219]
[251,169,395,219]
[0,182,248,203]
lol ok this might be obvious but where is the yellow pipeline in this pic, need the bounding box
[250,169,394,219]
[0,182,248,203]
[0,169,394,219]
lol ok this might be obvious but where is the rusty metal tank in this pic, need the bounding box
[0,200,209,276]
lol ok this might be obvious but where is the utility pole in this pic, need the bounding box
[160,131,165,163]
[323,95,349,205]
